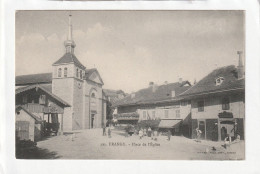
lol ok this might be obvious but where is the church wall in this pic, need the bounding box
[84,80,104,129]
[52,78,74,131]
[72,79,84,130]
[84,95,90,129]
[63,107,73,131]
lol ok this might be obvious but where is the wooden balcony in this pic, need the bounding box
[22,103,44,113]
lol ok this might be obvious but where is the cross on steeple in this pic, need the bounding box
[64,13,76,54]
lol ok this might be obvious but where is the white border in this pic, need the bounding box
[1,0,260,174]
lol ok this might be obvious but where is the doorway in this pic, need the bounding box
[220,121,235,140]
[198,121,206,139]
[91,114,95,128]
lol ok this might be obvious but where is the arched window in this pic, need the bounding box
[64,67,67,77]
[58,68,62,77]
[90,92,96,107]
[76,68,79,78]
[80,70,82,79]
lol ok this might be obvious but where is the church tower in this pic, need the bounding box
[52,14,86,131]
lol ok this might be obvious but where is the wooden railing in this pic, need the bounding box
[22,103,44,113]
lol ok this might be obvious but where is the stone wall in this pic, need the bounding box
[72,79,84,130]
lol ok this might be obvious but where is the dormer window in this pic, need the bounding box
[58,68,62,77]
[64,67,68,77]
[215,77,224,86]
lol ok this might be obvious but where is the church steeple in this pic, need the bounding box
[64,14,76,54]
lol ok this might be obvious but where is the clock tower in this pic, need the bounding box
[52,14,86,131]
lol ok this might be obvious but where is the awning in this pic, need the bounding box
[158,119,182,128]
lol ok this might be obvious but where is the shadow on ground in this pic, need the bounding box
[16,147,61,159]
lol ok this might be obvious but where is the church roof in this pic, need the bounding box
[53,53,86,69]
[85,68,104,85]
[85,68,97,79]
[16,73,52,86]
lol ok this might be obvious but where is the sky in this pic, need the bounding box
[15,10,245,93]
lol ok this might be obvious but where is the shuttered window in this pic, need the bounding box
[222,97,230,110]
[58,68,62,77]
[198,101,204,112]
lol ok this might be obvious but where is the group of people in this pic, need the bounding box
[223,133,240,149]
[138,127,157,139]
[195,127,241,149]
[138,127,172,141]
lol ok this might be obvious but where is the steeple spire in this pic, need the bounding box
[64,13,76,54]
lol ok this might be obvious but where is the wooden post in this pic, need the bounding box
[218,119,221,141]
[61,113,64,135]
[48,114,50,123]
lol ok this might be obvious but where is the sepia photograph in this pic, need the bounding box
[15,10,245,160]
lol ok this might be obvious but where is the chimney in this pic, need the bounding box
[237,51,244,79]
[152,84,158,92]
[171,90,176,97]
[179,78,183,84]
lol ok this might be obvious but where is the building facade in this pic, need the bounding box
[180,52,245,141]
[113,80,192,136]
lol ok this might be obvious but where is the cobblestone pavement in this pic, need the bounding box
[36,127,245,160]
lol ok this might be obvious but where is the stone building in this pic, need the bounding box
[113,80,192,136]
[180,52,245,141]
[16,14,107,132]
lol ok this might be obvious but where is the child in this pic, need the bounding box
[224,134,231,149]
[108,128,111,138]
[196,127,202,142]
[139,129,143,139]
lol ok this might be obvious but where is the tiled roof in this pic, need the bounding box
[15,69,100,86]
[103,89,125,97]
[16,84,70,107]
[103,89,126,105]
[113,81,191,107]
[53,53,86,69]
[85,68,97,79]
[15,105,43,123]
[84,68,104,85]
[180,65,245,96]
[16,73,52,86]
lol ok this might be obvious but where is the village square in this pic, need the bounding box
[15,11,245,160]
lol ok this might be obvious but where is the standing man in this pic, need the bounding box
[103,125,106,136]
[148,127,152,137]
[167,129,171,141]
[196,127,202,142]
[108,128,111,138]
